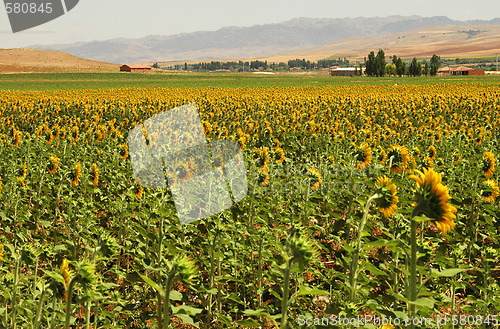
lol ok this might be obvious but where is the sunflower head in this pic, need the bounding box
[71,162,82,187]
[308,167,322,191]
[99,233,119,258]
[91,163,99,187]
[482,152,495,178]
[171,255,198,284]
[411,146,421,158]
[74,260,97,291]
[354,143,372,169]
[386,145,409,173]
[21,244,38,265]
[374,176,398,218]
[273,147,285,164]
[409,168,457,235]
[481,179,499,203]
[175,162,191,183]
[257,166,270,187]
[119,143,129,160]
[47,155,59,175]
[288,229,318,269]
[427,145,437,160]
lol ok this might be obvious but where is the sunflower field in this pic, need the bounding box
[0,83,499,328]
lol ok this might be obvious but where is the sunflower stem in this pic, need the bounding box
[64,276,77,329]
[349,193,379,302]
[409,208,419,329]
[33,285,48,329]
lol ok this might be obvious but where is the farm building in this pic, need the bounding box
[437,67,452,76]
[120,64,152,73]
[330,67,363,76]
[437,66,485,76]
[450,66,485,76]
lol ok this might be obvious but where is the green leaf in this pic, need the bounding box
[243,309,272,317]
[100,283,120,289]
[169,290,182,301]
[296,285,330,296]
[413,215,431,222]
[237,319,262,327]
[137,273,164,297]
[430,268,471,278]
[408,297,435,309]
[174,314,199,328]
[171,305,203,316]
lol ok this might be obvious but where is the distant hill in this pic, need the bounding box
[29,16,500,63]
[254,24,500,63]
[0,48,119,73]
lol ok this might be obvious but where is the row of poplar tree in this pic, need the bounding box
[363,49,440,77]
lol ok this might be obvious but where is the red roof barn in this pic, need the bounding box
[120,64,152,73]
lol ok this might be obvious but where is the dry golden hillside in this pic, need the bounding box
[0,48,119,73]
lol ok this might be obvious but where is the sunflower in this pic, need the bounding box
[354,143,372,169]
[481,179,499,203]
[374,146,386,164]
[0,242,3,262]
[257,165,270,186]
[253,147,269,168]
[71,162,82,187]
[92,163,99,187]
[380,325,395,329]
[375,176,398,218]
[427,145,437,161]
[47,155,59,175]
[386,145,409,173]
[119,143,129,160]
[135,184,144,200]
[13,129,21,148]
[308,167,322,191]
[411,146,421,158]
[273,147,285,164]
[45,129,54,145]
[175,162,192,183]
[452,152,461,164]
[61,259,71,301]
[482,152,495,178]
[410,168,457,235]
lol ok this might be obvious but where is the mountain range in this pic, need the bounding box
[29,16,500,64]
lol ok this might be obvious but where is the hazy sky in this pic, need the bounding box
[2,0,500,48]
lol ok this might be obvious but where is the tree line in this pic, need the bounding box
[364,50,440,77]
[160,57,352,72]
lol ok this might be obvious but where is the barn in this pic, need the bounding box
[120,64,152,73]
[437,67,452,76]
[450,66,485,76]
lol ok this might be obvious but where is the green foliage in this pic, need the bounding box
[430,54,440,76]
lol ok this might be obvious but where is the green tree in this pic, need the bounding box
[409,57,421,76]
[430,54,439,76]
[385,63,397,76]
[423,62,429,76]
[358,63,363,76]
[366,51,376,76]
[375,49,386,77]
[396,57,405,76]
